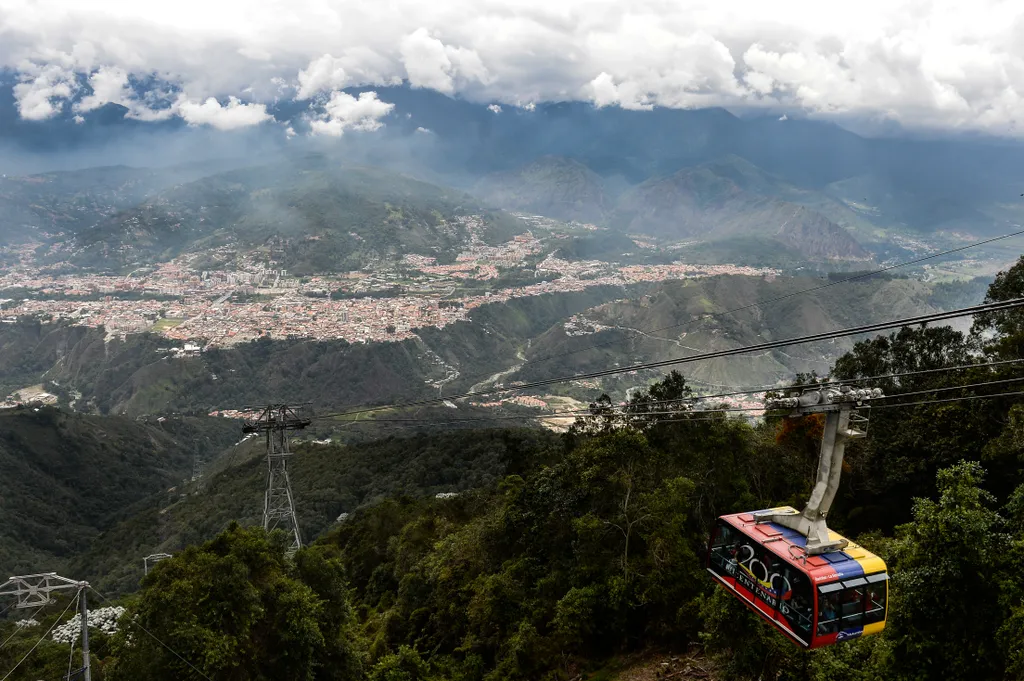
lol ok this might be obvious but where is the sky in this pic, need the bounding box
[2,0,1024,137]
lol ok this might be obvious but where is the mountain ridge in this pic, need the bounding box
[611,163,869,260]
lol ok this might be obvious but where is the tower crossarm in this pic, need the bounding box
[0,573,87,608]
[241,403,312,433]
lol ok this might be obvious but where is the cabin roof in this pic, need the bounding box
[720,506,887,584]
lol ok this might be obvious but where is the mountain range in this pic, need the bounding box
[3,153,879,274]
[4,83,1024,232]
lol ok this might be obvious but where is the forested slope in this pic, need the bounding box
[516,273,963,389]
[68,427,559,594]
[0,408,237,574]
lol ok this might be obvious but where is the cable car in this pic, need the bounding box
[706,506,888,648]
[705,386,889,648]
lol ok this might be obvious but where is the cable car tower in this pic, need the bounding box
[0,573,92,680]
[242,404,311,555]
[754,385,883,555]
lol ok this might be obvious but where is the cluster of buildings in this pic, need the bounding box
[0,220,779,349]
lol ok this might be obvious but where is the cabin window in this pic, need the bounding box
[817,573,888,636]
[817,582,843,635]
[708,521,742,575]
[864,573,888,625]
[778,566,813,637]
[840,577,867,628]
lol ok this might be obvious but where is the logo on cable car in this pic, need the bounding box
[731,544,792,607]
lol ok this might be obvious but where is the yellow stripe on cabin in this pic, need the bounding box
[861,621,886,637]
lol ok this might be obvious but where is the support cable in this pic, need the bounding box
[314,297,1024,420]
[66,636,75,681]
[327,379,1024,425]
[89,588,213,681]
[867,389,1024,410]
[491,228,1024,371]
[320,360,1024,427]
[871,376,1024,401]
[0,588,80,681]
[0,603,47,651]
[486,358,1024,414]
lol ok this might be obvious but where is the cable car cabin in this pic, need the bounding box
[706,507,888,649]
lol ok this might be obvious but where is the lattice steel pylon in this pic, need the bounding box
[242,404,311,555]
[191,455,205,483]
[0,573,91,681]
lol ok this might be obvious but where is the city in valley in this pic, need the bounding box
[0,216,778,348]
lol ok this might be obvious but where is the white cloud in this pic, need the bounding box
[487,103,502,113]
[415,126,431,133]
[309,90,394,136]
[296,50,401,99]
[399,27,489,94]
[13,63,77,120]
[175,96,272,130]
[400,28,456,93]
[75,66,131,112]
[3,0,1024,135]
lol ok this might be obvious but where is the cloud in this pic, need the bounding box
[175,96,273,130]
[13,63,77,120]
[296,50,401,99]
[487,103,502,113]
[75,65,131,112]
[308,90,395,136]
[3,0,1024,135]
[399,27,489,94]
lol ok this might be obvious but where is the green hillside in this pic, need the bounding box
[60,159,526,274]
[515,274,961,391]
[612,163,869,261]
[0,407,238,575]
[67,427,558,594]
[0,161,245,243]
[473,155,612,223]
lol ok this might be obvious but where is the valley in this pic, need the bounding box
[0,100,1023,681]
[0,149,1011,433]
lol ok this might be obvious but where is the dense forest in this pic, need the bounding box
[3,258,1024,679]
[0,409,238,574]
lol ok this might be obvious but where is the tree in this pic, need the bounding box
[994,483,1024,680]
[886,461,1009,681]
[107,524,363,681]
[832,325,974,390]
[972,254,1024,359]
[368,645,431,681]
[828,325,1007,533]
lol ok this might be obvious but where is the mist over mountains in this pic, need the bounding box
[4,83,1024,250]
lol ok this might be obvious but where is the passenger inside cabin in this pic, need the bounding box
[818,593,840,635]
